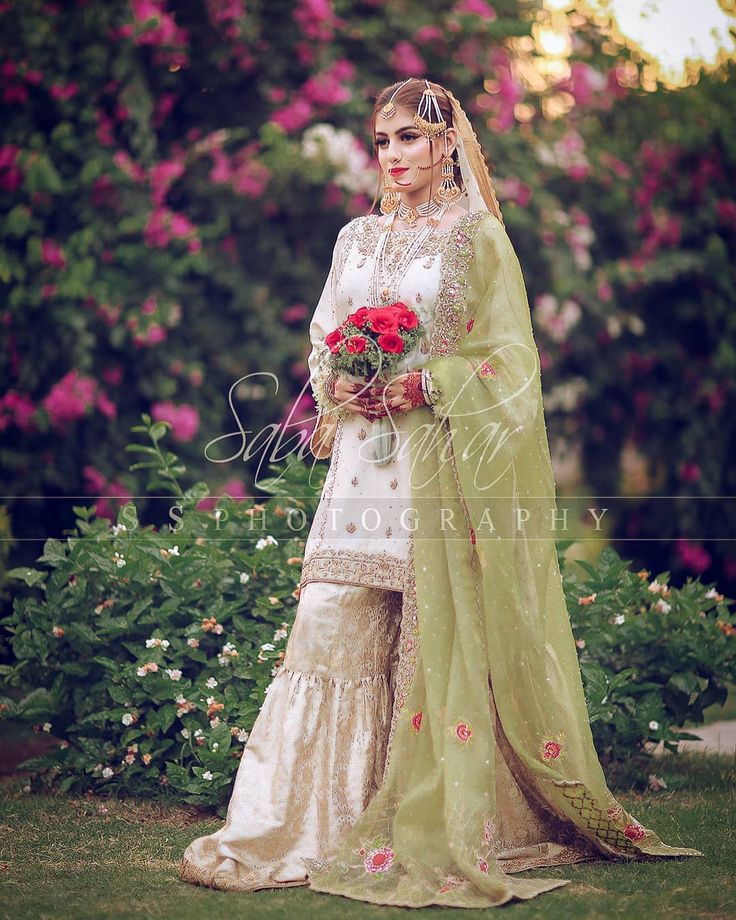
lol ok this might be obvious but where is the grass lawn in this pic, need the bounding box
[0,752,733,920]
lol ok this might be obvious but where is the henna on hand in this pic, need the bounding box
[400,370,426,409]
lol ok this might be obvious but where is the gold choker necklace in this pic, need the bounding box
[397,198,444,229]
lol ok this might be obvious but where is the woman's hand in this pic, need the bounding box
[328,374,385,421]
[328,370,427,420]
[362,370,427,417]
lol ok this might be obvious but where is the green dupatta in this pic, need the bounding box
[308,210,703,909]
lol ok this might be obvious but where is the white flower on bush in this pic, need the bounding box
[705,587,724,601]
[136,662,159,676]
[111,523,127,536]
[202,770,214,781]
[193,728,204,738]
[218,642,239,666]
[187,637,200,648]
[237,729,250,743]
[613,614,625,625]
[654,599,671,614]
[121,713,135,726]
[260,642,275,652]
[41,722,52,732]
[169,545,180,556]
[649,720,660,731]
[273,623,289,642]
[239,571,250,584]
[113,552,126,567]
[146,637,170,649]
[165,668,183,681]
[301,123,376,196]
[255,535,279,551]
[648,579,668,594]
[210,716,220,727]
[181,728,191,739]
[206,677,218,688]
[101,767,114,779]
[212,742,219,751]
[124,752,136,764]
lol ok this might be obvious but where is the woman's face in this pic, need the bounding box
[373,103,456,205]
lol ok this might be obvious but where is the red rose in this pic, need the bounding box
[455,722,473,743]
[396,308,419,330]
[543,740,561,759]
[346,335,367,354]
[624,822,645,840]
[368,308,400,334]
[411,711,422,732]
[377,332,404,353]
[325,329,344,353]
[347,307,370,329]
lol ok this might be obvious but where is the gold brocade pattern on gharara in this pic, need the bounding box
[179,581,403,892]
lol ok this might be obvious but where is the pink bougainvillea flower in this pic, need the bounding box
[293,0,338,42]
[50,82,79,101]
[270,98,313,133]
[0,390,37,433]
[148,158,185,206]
[151,400,200,442]
[145,323,167,345]
[95,391,117,419]
[390,40,426,77]
[42,370,97,431]
[675,539,711,574]
[41,239,67,269]
[455,0,497,19]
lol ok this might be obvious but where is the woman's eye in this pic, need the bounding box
[402,134,419,142]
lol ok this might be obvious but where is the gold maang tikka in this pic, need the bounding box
[380,77,413,120]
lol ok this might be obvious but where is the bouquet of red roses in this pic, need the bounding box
[323,301,425,465]
[324,301,425,378]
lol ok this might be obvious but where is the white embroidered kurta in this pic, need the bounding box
[301,212,480,593]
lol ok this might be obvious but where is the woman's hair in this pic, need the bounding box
[367,78,463,214]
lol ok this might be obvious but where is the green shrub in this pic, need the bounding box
[0,415,324,811]
[1,419,734,808]
[562,544,736,787]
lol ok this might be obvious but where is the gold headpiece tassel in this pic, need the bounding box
[443,88,504,227]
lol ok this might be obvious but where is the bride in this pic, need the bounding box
[179,78,702,908]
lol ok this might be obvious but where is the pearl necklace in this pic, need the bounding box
[369,201,451,308]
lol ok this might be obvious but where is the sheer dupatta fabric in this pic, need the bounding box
[307,212,703,909]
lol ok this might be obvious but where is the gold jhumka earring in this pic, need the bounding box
[379,174,400,215]
[436,132,462,205]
